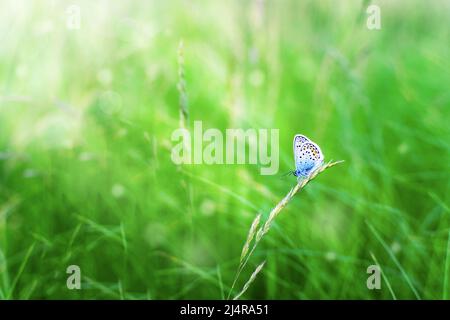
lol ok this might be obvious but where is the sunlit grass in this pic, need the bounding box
[0,0,449,299]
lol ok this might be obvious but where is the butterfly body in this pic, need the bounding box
[292,134,324,178]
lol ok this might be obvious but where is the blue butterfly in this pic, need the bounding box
[292,134,324,178]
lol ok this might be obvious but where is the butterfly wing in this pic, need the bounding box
[293,134,310,149]
[294,140,324,177]
[293,134,310,164]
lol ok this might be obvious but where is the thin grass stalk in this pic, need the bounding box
[233,260,266,300]
[228,160,344,299]
[177,40,189,129]
[176,40,195,237]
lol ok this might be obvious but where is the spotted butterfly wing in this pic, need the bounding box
[293,134,310,151]
[292,134,311,166]
[293,135,324,178]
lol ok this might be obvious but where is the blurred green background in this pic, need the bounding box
[0,0,449,299]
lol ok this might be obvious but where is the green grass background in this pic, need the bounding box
[0,0,449,299]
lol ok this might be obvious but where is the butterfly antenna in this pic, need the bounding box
[279,171,294,180]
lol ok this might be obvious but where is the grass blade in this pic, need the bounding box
[229,160,344,299]
[367,221,421,300]
[444,230,450,299]
[233,261,266,300]
[370,252,397,300]
[7,242,35,299]
[240,214,261,263]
